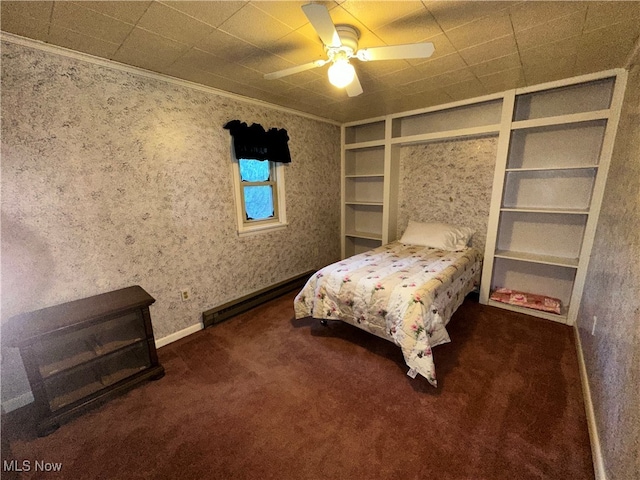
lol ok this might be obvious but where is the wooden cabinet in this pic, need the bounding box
[4,286,164,436]
[480,72,627,324]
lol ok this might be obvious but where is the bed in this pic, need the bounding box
[294,221,483,386]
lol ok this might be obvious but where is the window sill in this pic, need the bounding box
[237,222,289,237]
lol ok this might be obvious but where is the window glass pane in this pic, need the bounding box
[239,159,270,182]
[244,186,274,220]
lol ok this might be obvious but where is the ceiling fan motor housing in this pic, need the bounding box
[332,25,360,56]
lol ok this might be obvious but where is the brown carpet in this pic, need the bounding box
[2,292,594,479]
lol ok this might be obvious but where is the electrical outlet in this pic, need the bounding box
[180,289,191,302]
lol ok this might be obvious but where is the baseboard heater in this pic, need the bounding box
[202,270,314,329]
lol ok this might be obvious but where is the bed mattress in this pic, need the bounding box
[294,241,482,386]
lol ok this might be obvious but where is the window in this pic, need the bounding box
[231,157,287,236]
[223,119,290,236]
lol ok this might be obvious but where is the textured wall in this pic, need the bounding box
[0,41,341,403]
[577,61,640,478]
[397,136,498,254]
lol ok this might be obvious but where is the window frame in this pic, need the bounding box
[231,157,287,236]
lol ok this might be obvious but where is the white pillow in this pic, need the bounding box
[399,221,474,250]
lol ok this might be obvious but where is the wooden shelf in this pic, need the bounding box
[38,336,145,379]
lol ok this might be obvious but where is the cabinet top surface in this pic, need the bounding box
[4,286,155,346]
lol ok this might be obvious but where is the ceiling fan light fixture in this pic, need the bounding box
[328,58,355,88]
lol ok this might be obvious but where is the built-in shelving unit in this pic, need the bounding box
[341,95,504,258]
[341,69,626,325]
[480,71,627,324]
[342,119,387,257]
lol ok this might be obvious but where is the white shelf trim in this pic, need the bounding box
[345,231,383,241]
[345,173,385,178]
[511,110,610,130]
[487,299,568,323]
[344,140,385,149]
[514,68,623,96]
[494,250,580,268]
[345,201,384,206]
[505,164,599,172]
[500,207,590,215]
[390,124,500,145]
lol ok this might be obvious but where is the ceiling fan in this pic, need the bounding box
[264,3,435,97]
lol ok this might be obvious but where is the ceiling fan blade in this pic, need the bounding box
[264,60,327,80]
[345,70,363,97]
[302,3,341,48]
[357,42,435,61]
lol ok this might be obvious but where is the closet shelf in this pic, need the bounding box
[494,250,580,268]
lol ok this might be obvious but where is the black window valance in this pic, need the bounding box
[223,120,291,163]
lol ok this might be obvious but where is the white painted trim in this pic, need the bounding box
[0,32,340,127]
[515,68,625,96]
[510,110,610,130]
[574,325,607,480]
[390,123,500,146]
[343,115,387,128]
[344,139,386,150]
[340,124,347,259]
[479,89,516,304]
[388,91,506,120]
[566,69,628,325]
[155,323,203,349]
[230,152,288,236]
[1,391,34,413]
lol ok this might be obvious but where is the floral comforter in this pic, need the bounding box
[294,242,482,386]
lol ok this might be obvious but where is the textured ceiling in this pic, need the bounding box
[2,1,640,123]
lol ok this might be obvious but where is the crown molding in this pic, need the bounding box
[0,32,341,127]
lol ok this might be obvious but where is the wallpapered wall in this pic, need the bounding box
[577,57,640,479]
[397,136,498,255]
[0,41,341,403]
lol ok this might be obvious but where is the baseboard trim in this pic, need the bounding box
[155,323,203,349]
[574,325,607,480]
[3,276,308,413]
